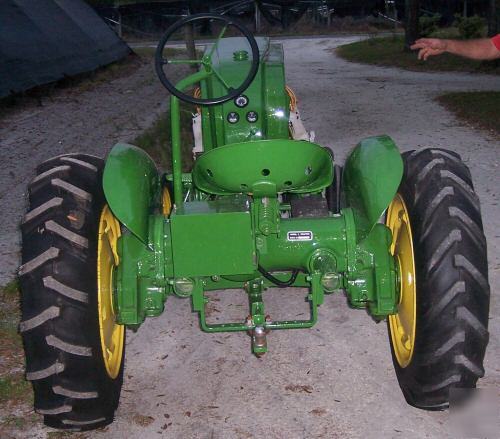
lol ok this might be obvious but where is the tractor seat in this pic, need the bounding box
[192,139,333,195]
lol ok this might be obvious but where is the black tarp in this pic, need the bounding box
[0,0,131,97]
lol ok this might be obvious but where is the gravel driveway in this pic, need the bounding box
[0,57,171,283]
[1,36,499,439]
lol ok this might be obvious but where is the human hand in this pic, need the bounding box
[410,38,448,60]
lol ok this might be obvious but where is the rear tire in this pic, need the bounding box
[388,148,489,410]
[19,153,124,430]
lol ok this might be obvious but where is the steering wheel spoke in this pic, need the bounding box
[165,59,202,65]
[207,24,229,59]
[154,13,259,106]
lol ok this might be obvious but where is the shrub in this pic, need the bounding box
[453,14,485,39]
[419,13,441,37]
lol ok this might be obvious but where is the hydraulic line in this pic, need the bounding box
[258,265,299,287]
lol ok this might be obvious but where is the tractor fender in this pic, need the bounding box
[342,135,403,241]
[103,143,159,244]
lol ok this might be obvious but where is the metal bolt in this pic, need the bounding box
[321,272,341,292]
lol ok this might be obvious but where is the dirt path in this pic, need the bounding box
[0,57,171,284]
[1,37,499,438]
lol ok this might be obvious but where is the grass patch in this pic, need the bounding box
[0,374,32,406]
[0,279,31,406]
[133,105,194,171]
[0,309,33,430]
[336,36,500,74]
[0,279,20,334]
[437,91,500,137]
[1,279,18,298]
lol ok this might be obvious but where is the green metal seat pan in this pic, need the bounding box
[192,139,333,195]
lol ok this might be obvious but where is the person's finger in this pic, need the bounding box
[415,38,431,46]
[422,48,435,61]
[418,48,433,61]
[411,42,428,50]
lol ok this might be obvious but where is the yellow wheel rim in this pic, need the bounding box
[162,187,172,216]
[386,194,416,368]
[97,205,124,379]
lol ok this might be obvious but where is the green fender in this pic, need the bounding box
[343,135,403,241]
[103,143,160,244]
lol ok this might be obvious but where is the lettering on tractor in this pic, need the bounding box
[18,13,490,431]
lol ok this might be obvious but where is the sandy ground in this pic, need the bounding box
[0,57,171,283]
[1,36,499,438]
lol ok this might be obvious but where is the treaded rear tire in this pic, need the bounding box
[19,153,124,430]
[390,148,490,410]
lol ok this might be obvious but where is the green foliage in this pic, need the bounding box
[454,14,486,39]
[0,279,18,298]
[0,374,32,405]
[336,36,500,74]
[0,279,20,332]
[419,14,441,37]
[429,26,461,39]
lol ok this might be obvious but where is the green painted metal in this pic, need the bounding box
[170,70,211,206]
[170,199,256,277]
[257,216,348,271]
[254,193,279,235]
[354,224,398,317]
[114,205,397,330]
[108,30,404,352]
[103,143,159,243]
[113,196,398,324]
[192,271,321,336]
[115,215,170,324]
[200,37,289,149]
[192,139,333,195]
[342,135,403,240]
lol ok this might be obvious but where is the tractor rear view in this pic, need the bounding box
[18,14,489,430]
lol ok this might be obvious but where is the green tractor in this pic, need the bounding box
[19,14,489,430]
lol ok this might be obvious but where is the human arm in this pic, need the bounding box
[411,36,500,61]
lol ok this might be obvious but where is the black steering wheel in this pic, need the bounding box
[154,13,260,106]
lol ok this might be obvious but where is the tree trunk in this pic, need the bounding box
[404,0,420,51]
[184,23,197,73]
[487,0,499,36]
